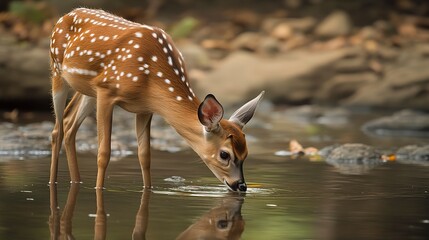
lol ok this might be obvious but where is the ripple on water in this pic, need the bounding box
[153,184,274,198]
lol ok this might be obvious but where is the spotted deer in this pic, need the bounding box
[49,8,264,191]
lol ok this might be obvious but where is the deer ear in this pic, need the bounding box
[229,91,265,129]
[198,94,224,132]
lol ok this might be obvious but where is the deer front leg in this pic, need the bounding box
[50,78,69,185]
[136,113,153,188]
[64,94,96,183]
[95,90,114,189]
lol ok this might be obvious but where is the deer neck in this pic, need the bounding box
[154,96,206,152]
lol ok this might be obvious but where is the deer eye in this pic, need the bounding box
[217,219,229,229]
[219,150,231,161]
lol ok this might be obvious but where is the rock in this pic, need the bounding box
[323,143,383,175]
[373,20,395,35]
[0,43,51,106]
[333,56,369,73]
[316,73,378,102]
[363,40,379,55]
[315,11,353,38]
[387,60,429,86]
[280,105,350,126]
[398,23,417,37]
[228,9,260,28]
[177,41,211,69]
[11,47,50,73]
[0,121,53,161]
[396,145,429,166]
[37,37,51,48]
[316,108,350,126]
[283,33,310,51]
[377,46,399,61]
[358,26,381,40]
[318,144,340,157]
[262,17,316,35]
[261,18,285,34]
[194,22,241,42]
[195,48,353,107]
[362,110,429,138]
[231,32,261,51]
[312,37,347,51]
[271,23,294,41]
[0,33,17,45]
[259,37,280,55]
[345,56,429,110]
[282,17,317,33]
[280,105,325,124]
[0,106,192,161]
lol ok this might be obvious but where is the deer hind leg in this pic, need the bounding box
[50,74,69,184]
[95,90,115,189]
[63,93,96,183]
[136,113,153,188]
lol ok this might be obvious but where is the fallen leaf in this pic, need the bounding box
[289,139,304,154]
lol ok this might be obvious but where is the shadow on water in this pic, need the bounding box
[48,184,245,240]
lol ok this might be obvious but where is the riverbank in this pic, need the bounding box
[0,0,428,110]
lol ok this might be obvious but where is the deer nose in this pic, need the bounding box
[237,180,247,192]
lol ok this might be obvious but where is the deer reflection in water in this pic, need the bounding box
[49,186,245,239]
[49,184,80,240]
[176,197,245,240]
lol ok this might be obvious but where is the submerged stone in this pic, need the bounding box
[396,145,429,166]
[322,143,383,175]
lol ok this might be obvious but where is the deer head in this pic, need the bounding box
[196,91,264,191]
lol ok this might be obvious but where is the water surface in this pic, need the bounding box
[0,109,428,239]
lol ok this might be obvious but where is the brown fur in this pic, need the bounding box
[49,8,255,191]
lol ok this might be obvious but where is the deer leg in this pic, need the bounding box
[95,90,114,189]
[136,113,153,188]
[50,75,69,185]
[64,93,96,183]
